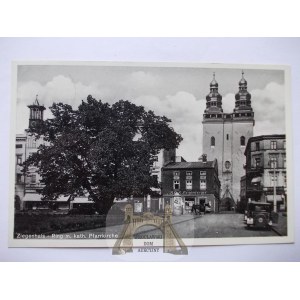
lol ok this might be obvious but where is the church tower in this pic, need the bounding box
[27,95,45,129]
[202,72,254,210]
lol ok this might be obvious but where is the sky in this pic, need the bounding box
[16,64,286,161]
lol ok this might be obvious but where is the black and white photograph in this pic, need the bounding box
[9,61,293,249]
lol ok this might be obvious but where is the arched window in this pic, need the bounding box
[240,136,245,146]
[211,136,215,147]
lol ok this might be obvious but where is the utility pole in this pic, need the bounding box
[272,160,277,213]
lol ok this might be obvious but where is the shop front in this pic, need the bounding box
[163,191,216,215]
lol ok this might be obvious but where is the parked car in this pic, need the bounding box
[245,202,273,229]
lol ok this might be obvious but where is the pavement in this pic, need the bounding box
[271,212,287,236]
[59,212,282,239]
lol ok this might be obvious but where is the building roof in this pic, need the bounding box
[248,134,286,142]
[23,193,70,202]
[245,134,286,154]
[162,160,216,170]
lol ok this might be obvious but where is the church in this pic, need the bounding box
[202,72,255,211]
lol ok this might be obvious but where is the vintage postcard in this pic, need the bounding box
[9,61,293,253]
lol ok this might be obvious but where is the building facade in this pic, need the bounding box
[15,97,49,210]
[241,134,287,212]
[15,96,177,213]
[15,97,91,211]
[161,157,220,214]
[202,72,254,210]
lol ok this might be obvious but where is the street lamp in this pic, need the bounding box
[269,157,278,213]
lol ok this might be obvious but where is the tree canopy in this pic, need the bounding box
[25,95,182,213]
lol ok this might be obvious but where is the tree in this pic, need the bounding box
[25,95,182,214]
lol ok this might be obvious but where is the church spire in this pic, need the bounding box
[234,70,252,112]
[34,94,40,106]
[205,72,223,114]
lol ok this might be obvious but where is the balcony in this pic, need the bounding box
[246,184,263,193]
[246,166,264,175]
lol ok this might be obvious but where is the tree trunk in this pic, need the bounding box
[95,197,115,215]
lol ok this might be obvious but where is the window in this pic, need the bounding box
[200,179,206,190]
[173,180,180,190]
[16,174,22,184]
[16,155,22,165]
[283,140,286,149]
[152,156,159,168]
[270,156,277,169]
[31,174,36,184]
[186,171,192,180]
[283,156,286,168]
[225,161,231,169]
[271,141,277,150]
[255,142,260,151]
[283,173,287,187]
[240,136,245,146]
[16,144,22,148]
[186,180,192,190]
[211,136,215,147]
[200,171,206,176]
[255,157,261,168]
[270,174,278,185]
[226,134,229,140]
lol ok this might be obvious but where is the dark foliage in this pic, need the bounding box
[25,96,182,214]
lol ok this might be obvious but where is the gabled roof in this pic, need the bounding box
[162,160,215,170]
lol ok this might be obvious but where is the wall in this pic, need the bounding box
[203,118,253,203]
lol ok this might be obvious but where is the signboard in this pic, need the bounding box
[134,202,143,213]
[173,196,182,215]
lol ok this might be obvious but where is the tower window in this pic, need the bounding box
[211,136,215,147]
[226,134,229,140]
[240,136,245,146]
[225,161,231,169]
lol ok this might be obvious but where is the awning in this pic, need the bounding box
[22,194,70,202]
[23,193,42,202]
[71,197,91,204]
[55,195,70,202]
[251,177,262,183]
[266,195,283,202]
[113,198,129,203]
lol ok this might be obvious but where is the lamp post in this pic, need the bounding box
[272,163,277,213]
[268,157,278,213]
[268,157,277,213]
